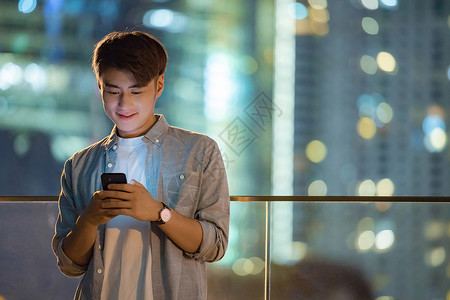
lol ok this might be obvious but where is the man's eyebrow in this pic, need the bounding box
[104,82,119,88]
[129,84,144,88]
[103,82,143,88]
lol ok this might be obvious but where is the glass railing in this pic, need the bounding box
[1,196,449,300]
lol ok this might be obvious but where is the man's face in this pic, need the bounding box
[98,68,164,138]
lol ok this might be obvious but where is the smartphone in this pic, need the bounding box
[101,173,127,190]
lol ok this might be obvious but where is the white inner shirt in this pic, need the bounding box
[100,136,153,300]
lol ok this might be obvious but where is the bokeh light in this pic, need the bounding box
[428,105,446,119]
[232,258,254,276]
[358,93,378,116]
[375,230,395,250]
[361,0,379,10]
[12,34,30,53]
[308,0,327,9]
[375,202,392,212]
[50,135,89,162]
[360,55,377,74]
[362,17,379,35]
[422,110,447,152]
[142,9,187,32]
[357,230,375,251]
[308,7,330,23]
[425,247,446,267]
[231,256,265,276]
[376,178,395,196]
[380,0,398,7]
[47,66,69,92]
[273,240,309,265]
[377,103,393,124]
[18,0,37,14]
[294,1,330,36]
[291,241,309,262]
[14,134,30,156]
[305,140,327,163]
[428,128,447,151]
[308,180,327,196]
[248,257,265,275]
[144,9,174,28]
[357,93,393,128]
[310,21,329,36]
[377,51,397,73]
[422,115,445,136]
[0,62,23,90]
[358,179,376,196]
[357,117,377,139]
[24,63,47,93]
[288,2,308,20]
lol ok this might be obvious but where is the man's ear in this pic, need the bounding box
[156,74,165,94]
[97,80,102,91]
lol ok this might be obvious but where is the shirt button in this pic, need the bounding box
[97,269,102,274]
[113,145,117,150]
[98,244,101,250]
[155,139,160,143]
[107,163,113,168]
[179,174,185,180]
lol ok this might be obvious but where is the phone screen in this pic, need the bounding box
[101,173,127,190]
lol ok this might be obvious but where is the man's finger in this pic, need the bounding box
[106,183,132,191]
[130,179,145,188]
[101,190,134,200]
[102,199,130,209]
[108,180,144,191]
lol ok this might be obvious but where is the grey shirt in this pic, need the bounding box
[52,115,230,300]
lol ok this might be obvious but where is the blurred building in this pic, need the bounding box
[288,1,450,299]
[0,0,449,299]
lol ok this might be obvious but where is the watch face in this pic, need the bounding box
[161,208,172,222]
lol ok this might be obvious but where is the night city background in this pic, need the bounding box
[1,0,449,299]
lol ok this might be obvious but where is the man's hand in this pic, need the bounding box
[99,180,162,222]
[97,180,203,254]
[80,191,119,226]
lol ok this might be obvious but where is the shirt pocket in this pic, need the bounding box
[162,170,201,214]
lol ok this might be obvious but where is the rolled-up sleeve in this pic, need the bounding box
[52,158,88,277]
[188,141,230,262]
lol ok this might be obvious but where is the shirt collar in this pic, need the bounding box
[104,114,169,150]
[142,114,169,146]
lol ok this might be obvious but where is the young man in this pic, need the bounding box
[52,31,230,300]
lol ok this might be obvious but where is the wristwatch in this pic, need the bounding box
[156,202,172,225]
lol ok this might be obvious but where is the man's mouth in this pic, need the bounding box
[117,112,137,120]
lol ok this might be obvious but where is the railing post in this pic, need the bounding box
[264,200,272,300]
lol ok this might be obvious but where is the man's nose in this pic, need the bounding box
[118,92,132,107]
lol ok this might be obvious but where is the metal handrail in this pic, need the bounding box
[230,196,450,202]
[1,196,450,202]
[2,194,448,300]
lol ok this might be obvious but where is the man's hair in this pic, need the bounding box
[92,31,167,86]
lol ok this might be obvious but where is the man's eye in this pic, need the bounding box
[131,91,142,95]
[107,90,119,95]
